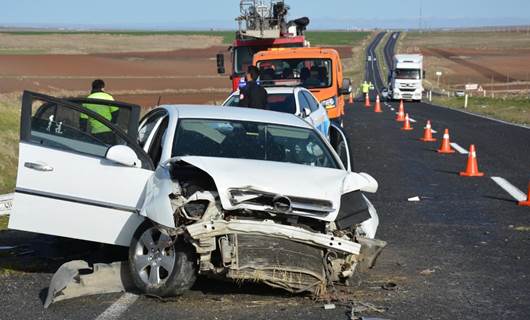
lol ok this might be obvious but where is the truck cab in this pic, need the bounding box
[252,47,351,126]
[390,54,424,102]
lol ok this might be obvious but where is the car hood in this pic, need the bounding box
[176,156,360,222]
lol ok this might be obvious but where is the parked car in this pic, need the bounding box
[10,91,385,297]
[222,86,330,138]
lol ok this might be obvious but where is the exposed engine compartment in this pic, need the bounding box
[166,160,386,294]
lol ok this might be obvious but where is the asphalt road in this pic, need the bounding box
[1,34,529,320]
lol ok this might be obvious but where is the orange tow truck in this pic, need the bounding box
[252,47,352,126]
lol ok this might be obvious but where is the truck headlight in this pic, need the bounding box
[321,97,336,109]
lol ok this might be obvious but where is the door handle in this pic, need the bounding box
[24,162,54,172]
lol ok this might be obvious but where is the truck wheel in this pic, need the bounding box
[128,221,197,297]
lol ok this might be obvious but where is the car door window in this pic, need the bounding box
[302,92,319,112]
[147,117,168,167]
[297,92,310,114]
[138,111,166,149]
[23,92,153,169]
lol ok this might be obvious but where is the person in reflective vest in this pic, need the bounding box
[80,79,118,144]
[361,81,374,94]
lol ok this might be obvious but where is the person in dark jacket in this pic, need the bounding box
[239,66,268,109]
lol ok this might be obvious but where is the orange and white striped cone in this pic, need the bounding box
[519,182,530,207]
[459,145,484,177]
[374,95,382,113]
[420,120,437,142]
[365,93,371,107]
[401,113,414,131]
[437,129,455,154]
[396,100,405,121]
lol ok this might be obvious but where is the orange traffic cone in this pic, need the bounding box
[374,95,382,113]
[349,92,353,104]
[401,113,413,131]
[365,93,371,107]
[420,120,437,142]
[396,100,405,121]
[519,182,530,206]
[437,129,455,154]
[459,145,484,177]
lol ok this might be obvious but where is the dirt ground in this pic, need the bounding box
[399,31,530,92]
[0,33,224,54]
[0,47,231,107]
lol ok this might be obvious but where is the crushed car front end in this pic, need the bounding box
[141,156,386,294]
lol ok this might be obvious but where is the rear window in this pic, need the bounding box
[224,93,296,115]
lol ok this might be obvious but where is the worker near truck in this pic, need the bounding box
[80,79,118,143]
[361,81,374,94]
[239,66,268,109]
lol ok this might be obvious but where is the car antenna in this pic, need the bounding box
[157,95,162,106]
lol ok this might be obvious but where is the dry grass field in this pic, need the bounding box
[0,33,224,54]
[400,31,530,93]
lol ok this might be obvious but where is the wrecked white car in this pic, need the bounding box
[10,91,385,297]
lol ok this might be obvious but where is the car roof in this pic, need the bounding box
[230,86,301,95]
[158,105,311,129]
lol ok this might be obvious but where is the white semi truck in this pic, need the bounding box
[389,54,424,102]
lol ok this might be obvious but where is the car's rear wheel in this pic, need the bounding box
[128,221,197,297]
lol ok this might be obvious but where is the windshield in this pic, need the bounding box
[257,58,332,89]
[235,46,266,74]
[395,68,421,80]
[224,93,297,114]
[172,119,338,169]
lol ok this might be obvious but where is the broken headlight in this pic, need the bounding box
[182,200,209,220]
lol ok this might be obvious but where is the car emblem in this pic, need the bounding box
[272,195,292,213]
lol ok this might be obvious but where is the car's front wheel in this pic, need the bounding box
[128,221,197,297]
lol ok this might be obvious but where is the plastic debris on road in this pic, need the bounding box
[0,193,14,216]
[44,260,135,308]
[407,196,421,202]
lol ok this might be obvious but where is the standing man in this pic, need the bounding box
[238,66,268,109]
[361,80,370,95]
[81,79,119,143]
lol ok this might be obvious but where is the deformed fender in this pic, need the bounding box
[140,164,176,228]
[44,260,134,308]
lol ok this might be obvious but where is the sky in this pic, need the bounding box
[1,0,530,30]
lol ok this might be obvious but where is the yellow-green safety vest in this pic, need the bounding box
[81,92,118,134]
[361,82,370,93]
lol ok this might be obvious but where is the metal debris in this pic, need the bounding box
[324,303,336,310]
[44,260,135,308]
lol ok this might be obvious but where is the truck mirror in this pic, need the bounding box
[216,53,225,74]
[339,78,352,95]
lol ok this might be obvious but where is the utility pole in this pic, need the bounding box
[419,0,423,33]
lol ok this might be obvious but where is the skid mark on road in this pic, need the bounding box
[95,293,138,320]
[491,177,527,202]
[450,143,469,154]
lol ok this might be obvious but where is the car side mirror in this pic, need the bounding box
[106,145,140,167]
[216,53,225,74]
[302,107,311,117]
[339,78,352,95]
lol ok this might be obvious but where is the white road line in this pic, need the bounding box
[491,177,528,202]
[431,129,438,134]
[409,117,417,123]
[95,293,138,320]
[450,142,469,154]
